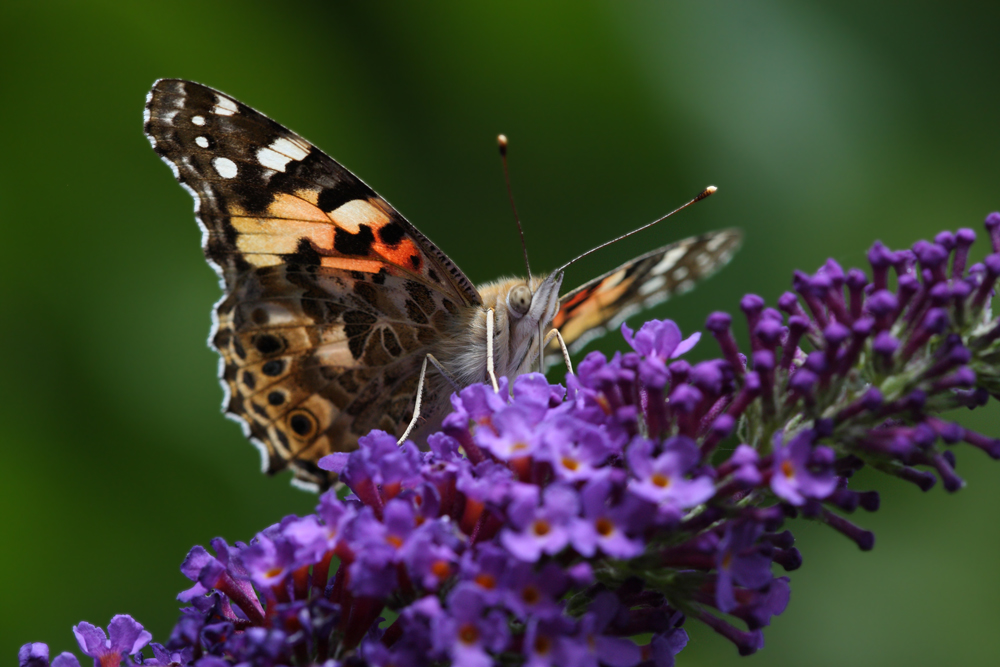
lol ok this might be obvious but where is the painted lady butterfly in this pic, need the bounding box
[144,79,741,489]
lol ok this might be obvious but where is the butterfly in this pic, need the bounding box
[144,79,741,490]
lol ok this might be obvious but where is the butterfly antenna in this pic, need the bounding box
[555,185,718,274]
[498,134,532,283]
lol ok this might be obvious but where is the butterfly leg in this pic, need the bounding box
[397,353,461,445]
[485,308,500,392]
[543,328,574,375]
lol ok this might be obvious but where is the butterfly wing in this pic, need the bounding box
[144,79,479,488]
[552,230,742,354]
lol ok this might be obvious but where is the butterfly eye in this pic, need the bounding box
[507,284,533,317]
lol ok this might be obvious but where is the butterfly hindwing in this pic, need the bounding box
[212,266,447,487]
[144,79,474,488]
[553,230,743,354]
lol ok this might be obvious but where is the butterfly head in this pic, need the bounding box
[503,271,564,375]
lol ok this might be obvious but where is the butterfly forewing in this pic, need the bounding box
[553,230,743,354]
[145,79,478,488]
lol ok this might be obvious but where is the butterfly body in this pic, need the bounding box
[440,274,564,387]
[144,79,741,489]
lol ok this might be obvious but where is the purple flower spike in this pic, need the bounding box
[24,217,1000,667]
[985,212,1000,253]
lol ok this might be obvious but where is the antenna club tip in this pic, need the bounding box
[497,134,508,155]
[706,185,718,194]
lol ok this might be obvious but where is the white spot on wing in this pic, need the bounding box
[213,157,238,179]
[272,136,311,160]
[651,245,689,275]
[706,234,728,252]
[192,115,206,126]
[695,253,712,268]
[638,275,666,296]
[195,136,209,148]
[677,279,695,294]
[673,266,689,281]
[257,147,291,172]
[212,95,238,116]
[256,136,311,173]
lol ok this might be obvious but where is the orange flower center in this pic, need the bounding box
[561,456,580,471]
[595,518,614,536]
[533,635,553,654]
[431,560,452,579]
[458,623,480,645]
[532,519,551,536]
[651,473,671,488]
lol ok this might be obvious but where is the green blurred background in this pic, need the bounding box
[3,1,999,665]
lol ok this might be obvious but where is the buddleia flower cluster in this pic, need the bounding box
[21,214,1000,667]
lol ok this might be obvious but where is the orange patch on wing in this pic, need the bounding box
[294,188,320,205]
[374,237,422,269]
[229,194,336,254]
[232,217,334,247]
[320,256,387,273]
[267,192,329,221]
[232,217,335,259]
[556,275,633,341]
